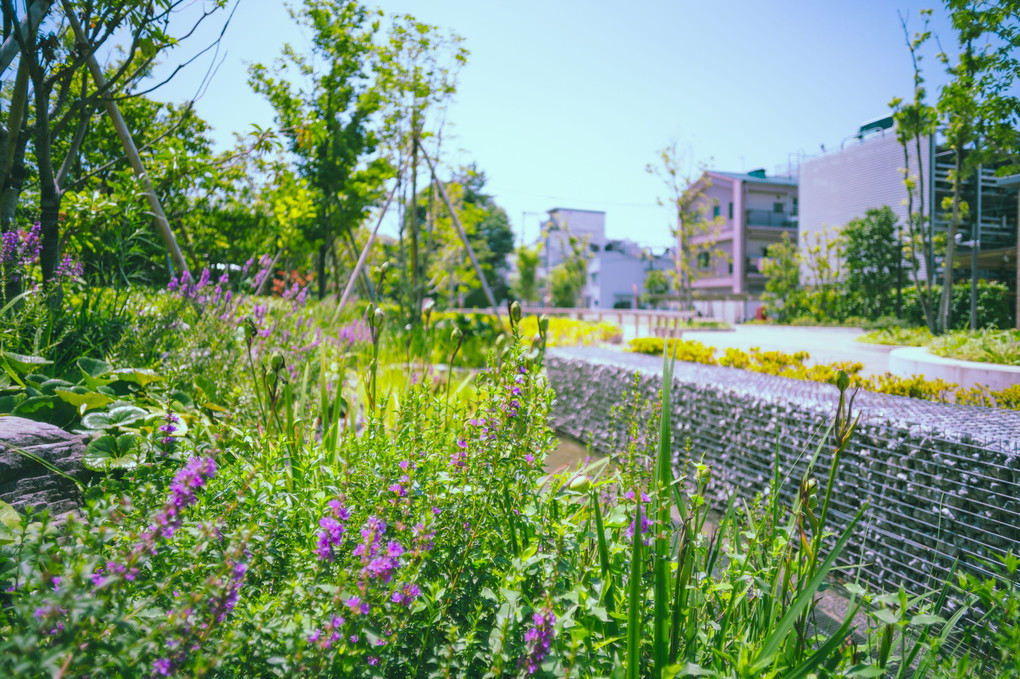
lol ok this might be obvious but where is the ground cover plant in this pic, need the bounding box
[627,337,1020,410]
[858,327,1020,368]
[3,284,1020,676]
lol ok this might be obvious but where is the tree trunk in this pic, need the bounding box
[410,131,420,321]
[317,240,328,301]
[940,146,963,332]
[0,122,28,231]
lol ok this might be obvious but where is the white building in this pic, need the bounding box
[535,208,671,309]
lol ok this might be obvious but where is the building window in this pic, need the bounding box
[713,204,721,218]
[773,202,784,214]
[792,196,799,216]
[591,273,598,284]
[698,252,710,269]
[728,202,733,219]
[728,261,733,274]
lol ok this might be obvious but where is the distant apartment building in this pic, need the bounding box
[681,170,799,322]
[799,117,1019,292]
[535,207,671,308]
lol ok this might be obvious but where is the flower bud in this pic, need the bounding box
[568,476,591,493]
[836,370,850,392]
[539,314,550,335]
[374,307,385,326]
[270,352,285,371]
[510,300,522,324]
[451,327,464,346]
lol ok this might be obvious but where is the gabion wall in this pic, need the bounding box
[547,347,1020,598]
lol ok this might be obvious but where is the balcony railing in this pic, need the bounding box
[746,209,796,228]
[746,256,770,275]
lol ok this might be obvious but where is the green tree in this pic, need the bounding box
[646,143,727,309]
[513,242,542,305]
[414,166,512,309]
[1,0,228,282]
[376,14,467,321]
[760,232,804,322]
[935,0,1020,330]
[643,269,670,308]
[548,228,589,308]
[841,206,901,319]
[249,0,390,300]
[459,175,513,308]
[891,9,940,332]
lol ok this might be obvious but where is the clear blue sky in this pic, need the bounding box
[148,0,956,249]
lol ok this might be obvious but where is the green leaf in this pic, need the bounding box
[910,614,946,626]
[0,499,21,531]
[55,389,114,412]
[110,368,162,388]
[750,504,866,674]
[83,434,141,471]
[12,396,56,416]
[81,405,149,430]
[194,374,219,401]
[0,502,19,528]
[873,608,899,625]
[77,356,113,378]
[2,351,52,373]
[39,379,74,395]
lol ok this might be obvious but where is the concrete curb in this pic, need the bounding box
[890,346,1020,390]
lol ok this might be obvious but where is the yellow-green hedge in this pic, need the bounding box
[626,337,1019,410]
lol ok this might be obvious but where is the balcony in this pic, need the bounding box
[746,256,770,275]
[746,209,796,228]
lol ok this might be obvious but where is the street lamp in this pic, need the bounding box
[955,231,981,330]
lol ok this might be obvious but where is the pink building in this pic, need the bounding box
[680,169,798,321]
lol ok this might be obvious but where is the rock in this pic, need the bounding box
[0,416,91,518]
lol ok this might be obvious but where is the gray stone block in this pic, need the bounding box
[0,416,91,518]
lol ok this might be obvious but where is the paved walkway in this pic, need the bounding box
[619,324,893,378]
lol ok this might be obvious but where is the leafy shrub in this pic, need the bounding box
[928,329,1020,366]
[902,280,1014,330]
[858,326,934,346]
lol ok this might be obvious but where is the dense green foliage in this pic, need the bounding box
[4,282,1020,676]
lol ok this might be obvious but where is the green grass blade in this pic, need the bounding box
[750,504,866,674]
[592,490,619,641]
[784,599,861,679]
[654,342,674,677]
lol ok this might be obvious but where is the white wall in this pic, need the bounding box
[798,130,930,284]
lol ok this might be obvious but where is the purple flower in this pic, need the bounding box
[147,456,217,540]
[521,609,556,675]
[55,255,83,282]
[316,516,346,562]
[388,483,406,498]
[327,499,350,521]
[366,556,397,583]
[345,596,370,615]
[158,412,180,450]
[20,222,41,264]
[153,658,173,676]
[196,267,210,291]
[1,231,17,263]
